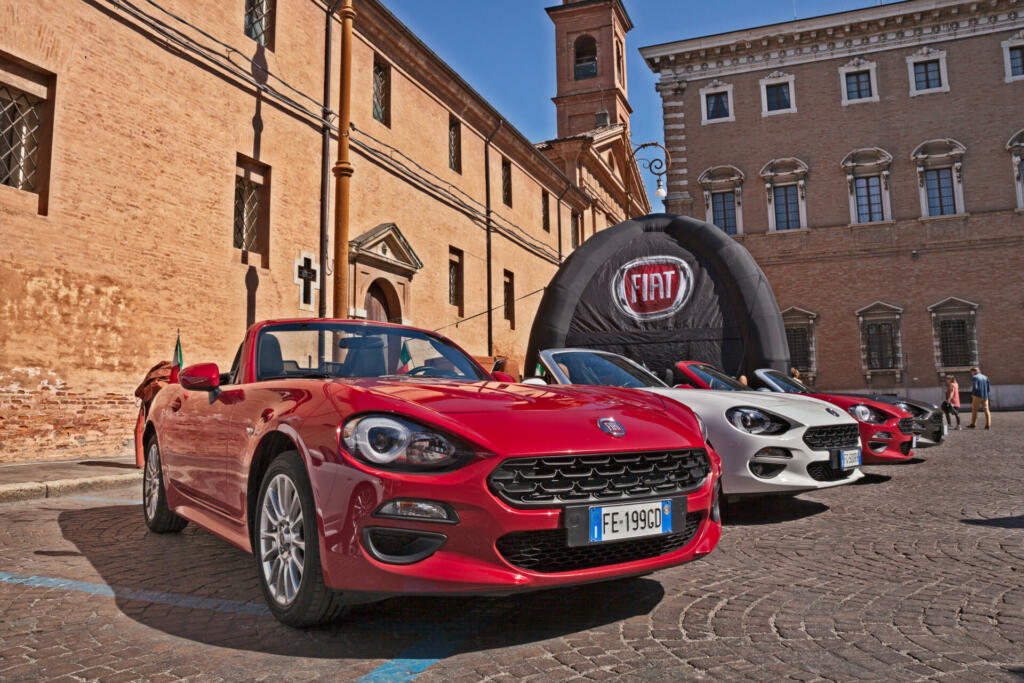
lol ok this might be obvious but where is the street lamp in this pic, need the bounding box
[626,141,671,217]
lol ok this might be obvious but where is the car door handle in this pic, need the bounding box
[170,398,183,412]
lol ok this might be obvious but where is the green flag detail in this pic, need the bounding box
[398,342,412,373]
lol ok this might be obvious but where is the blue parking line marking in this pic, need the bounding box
[0,571,270,615]
[356,612,493,682]
[73,497,141,504]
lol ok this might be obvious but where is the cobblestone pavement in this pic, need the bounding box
[1,415,1022,681]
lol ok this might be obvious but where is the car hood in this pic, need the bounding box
[325,378,705,457]
[640,388,857,426]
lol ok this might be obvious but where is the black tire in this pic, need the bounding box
[254,451,349,627]
[142,437,188,533]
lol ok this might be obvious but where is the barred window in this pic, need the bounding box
[845,70,872,100]
[541,190,550,232]
[773,185,801,230]
[0,84,42,193]
[864,322,897,370]
[244,0,275,49]
[925,168,956,216]
[786,327,811,372]
[501,157,512,207]
[711,191,737,234]
[448,115,461,173]
[503,270,515,329]
[372,56,391,127]
[574,35,597,80]
[448,247,463,315]
[855,176,884,223]
[938,318,973,368]
[233,155,270,264]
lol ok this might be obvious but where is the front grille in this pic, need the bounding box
[802,424,860,451]
[496,513,705,573]
[897,417,914,434]
[807,462,855,482]
[488,450,710,509]
[900,440,912,455]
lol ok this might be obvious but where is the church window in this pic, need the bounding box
[233,154,270,264]
[372,55,391,127]
[448,115,461,173]
[501,157,512,207]
[448,247,464,315]
[503,270,515,329]
[244,0,275,50]
[574,35,597,80]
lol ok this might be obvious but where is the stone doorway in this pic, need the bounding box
[364,280,399,322]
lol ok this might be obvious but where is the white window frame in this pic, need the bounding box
[855,301,904,382]
[841,147,893,225]
[912,138,966,218]
[759,70,797,116]
[926,297,979,373]
[781,306,818,385]
[760,157,808,231]
[839,57,879,106]
[699,80,734,125]
[698,165,744,234]
[906,47,949,97]
[1007,128,1024,209]
[1002,31,1024,83]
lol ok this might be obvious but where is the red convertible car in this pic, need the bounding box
[141,319,722,626]
[671,362,915,464]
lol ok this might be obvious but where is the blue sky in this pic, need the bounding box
[380,0,901,204]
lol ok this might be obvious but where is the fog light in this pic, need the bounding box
[868,441,887,454]
[754,447,791,459]
[375,499,458,523]
[872,431,893,440]
[749,462,786,479]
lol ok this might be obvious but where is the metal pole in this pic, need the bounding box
[483,119,503,357]
[319,0,343,318]
[331,0,355,318]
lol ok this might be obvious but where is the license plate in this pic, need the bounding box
[588,500,672,544]
[912,435,918,448]
[839,447,861,469]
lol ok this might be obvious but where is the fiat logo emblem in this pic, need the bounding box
[612,256,694,321]
[826,408,840,417]
[598,417,626,437]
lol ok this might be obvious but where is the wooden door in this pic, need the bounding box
[365,282,391,322]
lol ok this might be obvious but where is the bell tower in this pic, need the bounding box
[546,0,633,139]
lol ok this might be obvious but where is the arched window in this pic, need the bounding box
[615,40,624,84]
[574,35,597,80]
[912,138,966,217]
[760,157,809,231]
[841,147,893,224]
[1006,128,1024,209]
[698,165,744,235]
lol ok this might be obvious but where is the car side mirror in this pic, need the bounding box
[180,363,221,391]
[491,371,517,383]
[521,377,548,386]
[674,383,693,389]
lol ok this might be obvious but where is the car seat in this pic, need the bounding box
[257,334,285,380]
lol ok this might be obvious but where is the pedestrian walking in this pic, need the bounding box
[966,366,992,430]
[942,375,961,430]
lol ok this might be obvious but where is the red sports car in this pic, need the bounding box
[141,319,722,626]
[673,363,916,464]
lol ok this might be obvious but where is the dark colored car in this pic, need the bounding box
[847,394,944,445]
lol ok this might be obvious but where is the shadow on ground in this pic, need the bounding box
[58,505,664,659]
[961,515,1024,530]
[721,497,828,526]
[78,460,138,470]
[851,473,893,486]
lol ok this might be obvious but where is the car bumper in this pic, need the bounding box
[309,457,721,595]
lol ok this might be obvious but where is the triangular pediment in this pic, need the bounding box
[926,296,978,313]
[855,300,903,317]
[350,223,423,275]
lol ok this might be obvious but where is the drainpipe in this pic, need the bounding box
[319,0,344,318]
[555,183,570,262]
[483,119,503,356]
[331,0,355,318]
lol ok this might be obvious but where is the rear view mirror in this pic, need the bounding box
[180,363,221,391]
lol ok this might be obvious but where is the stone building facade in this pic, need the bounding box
[0,0,646,462]
[641,0,1024,407]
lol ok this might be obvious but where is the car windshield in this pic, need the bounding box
[256,322,490,382]
[763,369,812,393]
[548,351,665,388]
[687,364,752,391]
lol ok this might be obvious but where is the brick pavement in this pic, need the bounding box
[0,416,1022,681]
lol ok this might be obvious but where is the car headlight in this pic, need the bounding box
[340,414,470,470]
[694,412,709,443]
[895,401,924,417]
[848,404,886,424]
[725,407,789,435]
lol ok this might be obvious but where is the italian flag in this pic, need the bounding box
[397,342,412,374]
[169,331,183,383]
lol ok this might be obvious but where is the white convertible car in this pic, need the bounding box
[531,349,864,500]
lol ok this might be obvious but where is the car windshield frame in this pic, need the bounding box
[686,363,752,391]
[762,369,812,393]
[255,321,490,382]
[546,350,667,389]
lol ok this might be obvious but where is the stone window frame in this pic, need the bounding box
[698,165,744,234]
[448,114,462,174]
[372,54,391,127]
[0,55,55,215]
[448,246,464,316]
[1007,128,1024,210]
[906,46,949,97]
[760,157,808,232]
[233,154,271,268]
[1001,30,1024,83]
[838,57,879,106]
[841,147,893,225]
[699,79,734,125]
[855,301,904,381]
[912,138,966,218]
[759,70,797,117]
[502,269,515,329]
[926,296,979,373]
[781,306,818,385]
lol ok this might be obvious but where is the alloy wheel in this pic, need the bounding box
[259,473,306,606]
[144,444,161,521]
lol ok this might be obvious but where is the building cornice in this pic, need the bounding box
[640,0,1024,82]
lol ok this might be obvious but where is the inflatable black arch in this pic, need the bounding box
[525,213,790,381]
